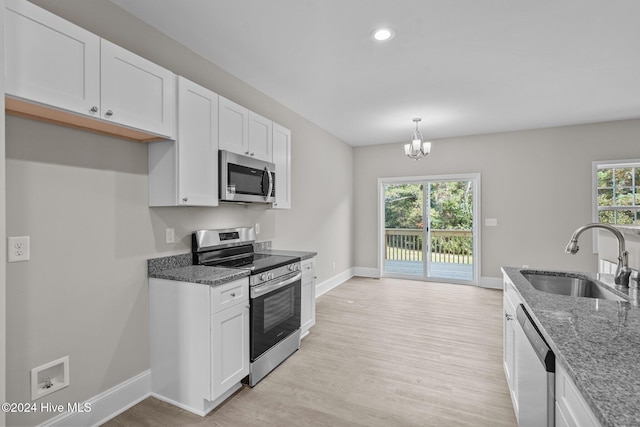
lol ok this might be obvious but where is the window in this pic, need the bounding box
[594,160,640,225]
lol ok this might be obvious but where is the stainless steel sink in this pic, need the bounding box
[522,272,625,301]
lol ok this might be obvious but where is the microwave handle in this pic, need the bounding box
[264,167,274,202]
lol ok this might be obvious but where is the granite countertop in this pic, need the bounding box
[502,267,640,427]
[147,248,317,287]
[147,252,249,287]
[150,265,250,286]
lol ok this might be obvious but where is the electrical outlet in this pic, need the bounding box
[8,236,30,262]
[165,228,175,244]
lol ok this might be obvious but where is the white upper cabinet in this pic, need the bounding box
[5,0,176,140]
[177,77,219,206]
[219,96,274,163]
[219,96,249,155]
[272,123,292,209]
[5,0,100,115]
[248,111,273,162]
[149,77,218,206]
[100,39,175,138]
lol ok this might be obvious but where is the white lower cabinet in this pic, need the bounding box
[300,258,316,338]
[150,277,249,416]
[503,277,520,419]
[555,362,601,427]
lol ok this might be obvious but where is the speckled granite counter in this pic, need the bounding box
[502,267,640,427]
[148,253,249,287]
[147,247,316,287]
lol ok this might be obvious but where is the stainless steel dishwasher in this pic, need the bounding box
[515,304,555,426]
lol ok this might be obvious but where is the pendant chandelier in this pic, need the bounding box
[404,118,431,160]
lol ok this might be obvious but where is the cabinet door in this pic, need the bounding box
[300,258,316,337]
[177,77,219,206]
[211,303,250,399]
[272,123,292,209]
[556,363,602,427]
[219,96,249,155]
[248,112,273,162]
[5,0,100,116]
[503,289,518,417]
[100,39,176,138]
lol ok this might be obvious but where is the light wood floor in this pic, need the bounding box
[104,277,517,427]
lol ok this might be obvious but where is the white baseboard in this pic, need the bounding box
[315,268,354,297]
[479,276,503,289]
[39,370,151,427]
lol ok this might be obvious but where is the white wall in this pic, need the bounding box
[5,1,353,425]
[354,119,640,280]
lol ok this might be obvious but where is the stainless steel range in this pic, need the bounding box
[192,227,302,387]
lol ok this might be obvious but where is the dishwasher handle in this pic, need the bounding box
[516,304,555,373]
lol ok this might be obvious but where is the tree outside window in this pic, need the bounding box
[596,163,640,225]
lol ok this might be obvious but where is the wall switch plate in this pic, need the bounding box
[165,228,175,244]
[485,218,498,227]
[8,236,30,262]
[255,223,261,235]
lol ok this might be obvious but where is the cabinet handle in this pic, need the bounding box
[245,305,250,309]
[105,110,114,117]
[182,197,188,202]
[230,293,236,297]
[505,313,514,321]
[90,106,98,113]
[250,152,255,156]
[245,151,250,155]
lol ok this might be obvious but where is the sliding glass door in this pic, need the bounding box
[380,175,479,284]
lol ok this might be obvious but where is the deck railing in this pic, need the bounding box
[385,228,473,264]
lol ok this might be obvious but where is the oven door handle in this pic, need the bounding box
[251,272,301,298]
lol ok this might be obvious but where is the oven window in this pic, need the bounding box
[263,287,295,332]
[251,280,301,360]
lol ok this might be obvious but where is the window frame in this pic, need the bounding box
[592,159,640,253]
[592,159,640,226]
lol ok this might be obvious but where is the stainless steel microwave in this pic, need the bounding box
[219,150,275,203]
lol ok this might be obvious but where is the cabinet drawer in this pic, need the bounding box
[504,278,522,308]
[301,258,315,277]
[210,278,248,314]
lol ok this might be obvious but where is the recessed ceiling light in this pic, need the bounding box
[372,28,395,42]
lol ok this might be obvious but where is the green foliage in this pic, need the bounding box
[597,166,640,225]
[384,181,473,230]
[429,181,473,230]
[384,184,423,229]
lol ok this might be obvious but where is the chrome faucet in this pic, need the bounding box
[565,223,637,287]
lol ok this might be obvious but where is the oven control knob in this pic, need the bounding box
[260,273,269,281]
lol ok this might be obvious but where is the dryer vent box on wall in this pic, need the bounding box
[31,356,70,400]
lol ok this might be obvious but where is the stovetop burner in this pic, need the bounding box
[203,253,299,275]
[192,227,300,275]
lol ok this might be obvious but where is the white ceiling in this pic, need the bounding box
[110,0,640,146]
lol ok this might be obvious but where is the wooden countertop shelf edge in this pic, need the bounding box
[5,97,166,143]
